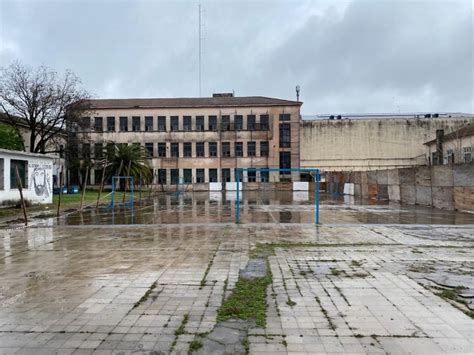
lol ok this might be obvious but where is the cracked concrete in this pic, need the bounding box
[0,192,472,354]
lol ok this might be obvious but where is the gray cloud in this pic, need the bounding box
[0,0,472,114]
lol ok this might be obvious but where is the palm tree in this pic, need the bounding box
[102,143,152,188]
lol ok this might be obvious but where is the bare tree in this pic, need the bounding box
[0,61,91,153]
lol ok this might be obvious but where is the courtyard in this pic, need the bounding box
[0,192,473,354]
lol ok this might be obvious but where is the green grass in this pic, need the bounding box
[189,339,203,353]
[217,269,272,328]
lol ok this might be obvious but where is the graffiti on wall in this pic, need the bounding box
[28,161,53,201]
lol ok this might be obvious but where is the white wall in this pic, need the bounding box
[0,150,54,205]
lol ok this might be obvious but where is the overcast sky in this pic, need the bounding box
[0,0,472,115]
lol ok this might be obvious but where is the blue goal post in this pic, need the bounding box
[110,176,135,208]
[235,168,321,224]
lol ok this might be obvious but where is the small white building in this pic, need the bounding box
[0,149,55,205]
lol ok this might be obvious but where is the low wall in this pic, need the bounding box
[330,164,474,212]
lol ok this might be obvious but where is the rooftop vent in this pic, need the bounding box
[329,115,334,120]
[337,115,342,120]
[213,93,234,98]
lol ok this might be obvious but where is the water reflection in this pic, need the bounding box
[55,191,474,226]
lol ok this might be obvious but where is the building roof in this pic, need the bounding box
[86,96,302,110]
[0,148,57,160]
[303,112,473,121]
[424,124,474,145]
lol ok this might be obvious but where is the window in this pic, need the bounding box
[183,169,192,183]
[171,116,179,131]
[107,117,115,131]
[222,142,231,157]
[94,143,103,159]
[196,116,204,131]
[171,143,179,157]
[183,116,192,131]
[184,142,192,157]
[209,116,217,131]
[463,147,472,163]
[158,116,166,131]
[196,169,205,183]
[209,169,218,182]
[280,151,291,169]
[145,143,154,158]
[260,114,269,130]
[431,152,438,166]
[158,169,167,185]
[209,142,217,157]
[235,142,243,157]
[279,123,291,148]
[260,141,269,157]
[145,116,153,131]
[120,117,128,131]
[94,117,103,131]
[221,115,230,131]
[171,169,179,184]
[196,142,204,157]
[106,143,115,156]
[247,141,256,157]
[10,159,28,189]
[222,168,231,182]
[279,113,291,121]
[158,143,167,157]
[247,115,256,130]
[94,169,103,185]
[132,116,141,131]
[234,115,243,130]
[248,171,256,182]
[445,149,454,164]
[0,158,3,190]
[80,117,90,131]
[260,171,269,182]
[82,143,91,158]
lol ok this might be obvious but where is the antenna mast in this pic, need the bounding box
[198,4,203,97]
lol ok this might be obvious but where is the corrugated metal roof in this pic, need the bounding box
[424,124,474,145]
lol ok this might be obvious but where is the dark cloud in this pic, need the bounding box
[0,0,472,114]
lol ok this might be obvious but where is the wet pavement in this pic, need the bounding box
[42,191,474,226]
[0,192,473,354]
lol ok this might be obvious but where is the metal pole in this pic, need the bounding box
[57,167,63,218]
[15,166,28,226]
[315,170,320,225]
[236,168,240,224]
[111,176,115,208]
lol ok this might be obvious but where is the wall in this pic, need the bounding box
[300,116,474,171]
[0,149,54,205]
[340,164,474,212]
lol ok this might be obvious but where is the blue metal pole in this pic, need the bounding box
[315,170,320,224]
[130,176,134,207]
[111,176,115,208]
[236,168,240,224]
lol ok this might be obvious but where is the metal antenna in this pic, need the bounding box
[198,4,203,97]
[296,85,300,102]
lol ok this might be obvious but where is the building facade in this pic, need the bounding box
[78,94,302,186]
[0,149,55,205]
[424,125,473,165]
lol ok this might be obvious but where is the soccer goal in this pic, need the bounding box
[234,168,321,224]
[110,176,135,208]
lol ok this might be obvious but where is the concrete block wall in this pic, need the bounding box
[348,164,473,212]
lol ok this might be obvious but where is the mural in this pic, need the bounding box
[28,161,53,201]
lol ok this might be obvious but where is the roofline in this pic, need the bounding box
[0,148,57,159]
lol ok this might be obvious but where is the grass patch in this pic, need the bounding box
[189,339,203,353]
[174,314,189,336]
[132,282,157,309]
[242,337,250,355]
[286,299,296,307]
[351,260,362,267]
[217,267,272,328]
[330,268,342,276]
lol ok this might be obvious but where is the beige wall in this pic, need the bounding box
[80,105,301,184]
[300,117,474,171]
[426,135,474,164]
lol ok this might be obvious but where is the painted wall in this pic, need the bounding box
[0,150,54,205]
[300,116,474,171]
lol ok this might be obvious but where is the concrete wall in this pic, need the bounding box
[300,116,474,171]
[0,149,55,205]
[339,164,474,212]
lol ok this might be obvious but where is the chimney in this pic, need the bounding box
[436,129,444,165]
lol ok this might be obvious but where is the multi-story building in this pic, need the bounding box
[424,125,473,165]
[78,94,302,186]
